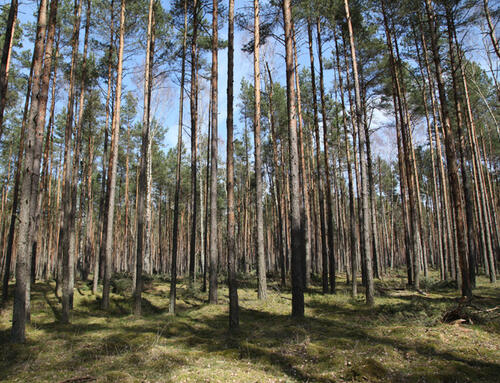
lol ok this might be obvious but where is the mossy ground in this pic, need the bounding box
[1,271,499,382]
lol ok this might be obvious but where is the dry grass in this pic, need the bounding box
[1,271,499,382]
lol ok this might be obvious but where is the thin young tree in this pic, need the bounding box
[227,0,239,328]
[254,0,267,300]
[170,0,188,315]
[134,0,155,316]
[102,0,126,309]
[344,0,374,306]
[208,0,219,304]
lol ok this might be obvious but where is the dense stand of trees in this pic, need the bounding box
[0,0,498,342]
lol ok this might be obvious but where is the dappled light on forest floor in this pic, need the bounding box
[1,273,499,382]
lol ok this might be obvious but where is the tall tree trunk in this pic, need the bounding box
[334,28,357,296]
[208,0,219,304]
[266,64,286,287]
[227,0,239,328]
[282,0,304,318]
[189,0,199,286]
[169,0,187,315]
[61,0,82,322]
[10,0,49,342]
[306,19,328,294]
[317,19,336,293]
[345,0,374,306]
[292,23,312,290]
[424,0,471,297]
[254,0,267,300]
[102,0,126,309]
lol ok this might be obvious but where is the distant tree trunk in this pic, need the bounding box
[0,0,17,139]
[282,0,304,318]
[306,19,328,294]
[70,0,91,283]
[134,0,154,316]
[102,0,126,309]
[169,0,187,315]
[254,0,267,300]
[266,64,286,287]
[208,0,219,304]
[10,0,49,343]
[93,0,114,295]
[424,0,471,298]
[453,26,496,283]
[333,28,357,297]
[345,0,374,306]
[227,0,239,328]
[61,0,82,323]
[316,19,336,293]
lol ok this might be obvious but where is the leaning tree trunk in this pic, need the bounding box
[0,0,18,140]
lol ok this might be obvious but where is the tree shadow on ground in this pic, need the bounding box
[1,279,499,383]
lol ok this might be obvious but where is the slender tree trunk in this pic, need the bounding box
[306,19,328,293]
[102,0,126,309]
[208,0,219,304]
[189,0,199,286]
[316,19,336,293]
[282,0,304,318]
[345,0,374,305]
[254,0,267,300]
[169,0,187,315]
[334,28,357,296]
[61,0,82,322]
[227,0,239,328]
[483,0,500,59]
[0,0,17,138]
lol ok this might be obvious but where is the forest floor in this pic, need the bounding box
[0,271,499,383]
